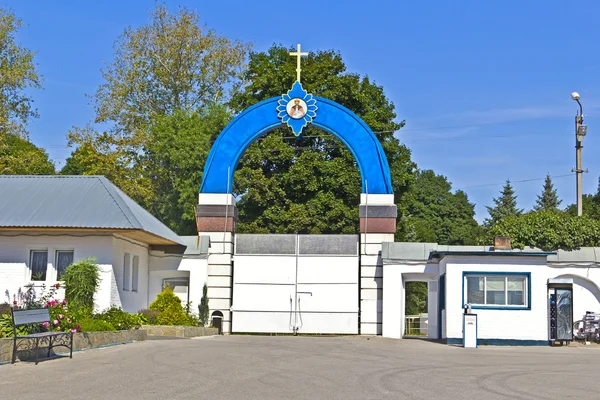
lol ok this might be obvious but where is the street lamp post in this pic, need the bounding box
[571,92,588,217]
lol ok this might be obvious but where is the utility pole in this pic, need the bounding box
[571,92,588,216]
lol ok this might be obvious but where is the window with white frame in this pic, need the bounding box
[30,250,48,281]
[55,250,74,281]
[123,253,131,291]
[132,255,139,292]
[465,274,528,307]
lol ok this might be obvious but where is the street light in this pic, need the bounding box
[571,92,588,216]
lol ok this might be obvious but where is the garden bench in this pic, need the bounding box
[11,308,73,365]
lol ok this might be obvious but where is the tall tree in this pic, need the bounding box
[534,174,562,211]
[231,45,415,234]
[0,8,42,139]
[1,133,54,174]
[565,176,600,220]
[403,170,480,244]
[65,4,250,230]
[485,179,523,226]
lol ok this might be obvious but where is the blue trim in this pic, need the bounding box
[438,274,445,340]
[447,338,547,346]
[462,271,532,311]
[200,96,394,194]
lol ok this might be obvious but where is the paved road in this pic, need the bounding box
[2,336,599,399]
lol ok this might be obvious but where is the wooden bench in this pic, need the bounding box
[11,308,73,365]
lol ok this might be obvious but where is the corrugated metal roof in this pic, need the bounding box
[0,175,183,245]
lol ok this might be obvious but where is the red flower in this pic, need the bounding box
[54,283,60,289]
[13,300,17,305]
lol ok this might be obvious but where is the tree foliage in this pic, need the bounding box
[534,174,562,211]
[405,281,428,316]
[481,210,600,251]
[402,170,480,244]
[485,179,523,226]
[1,132,54,174]
[64,4,249,233]
[0,8,42,138]
[198,283,209,327]
[565,176,600,220]
[232,45,415,234]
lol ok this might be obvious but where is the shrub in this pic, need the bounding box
[79,318,116,332]
[198,284,209,327]
[149,286,197,326]
[0,303,10,316]
[139,309,160,324]
[94,307,143,330]
[63,257,100,312]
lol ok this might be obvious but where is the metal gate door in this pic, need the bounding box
[231,234,359,334]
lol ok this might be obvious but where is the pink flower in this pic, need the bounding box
[53,320,59,325]
[70,329,76,333]
[77,325,81,330]
[62,300,67,305]
[42,322,49,328]
[59,314,64,319]
[67,318,71,323]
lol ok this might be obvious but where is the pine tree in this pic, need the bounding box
[198,284,210,327]
[485,179,523,225]
[534,174,562,211]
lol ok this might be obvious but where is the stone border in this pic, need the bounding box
[141,325,218,338]
[0,329,147,364]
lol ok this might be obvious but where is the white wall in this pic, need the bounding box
[148,253,208,310]
[0,234,113,307]
[109,235,150,313]
[444,255,549,343]
[382,262,438,339]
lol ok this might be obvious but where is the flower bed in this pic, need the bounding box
[0,329,147,364]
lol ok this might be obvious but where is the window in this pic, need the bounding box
[132,256,139,292]
[465,274,528,308]
[56,250,74,281]
[123,253,131,291]
[30,250,48,281]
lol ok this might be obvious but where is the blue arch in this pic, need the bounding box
[200,96,393,194]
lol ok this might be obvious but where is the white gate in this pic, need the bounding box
[231,234,359,334]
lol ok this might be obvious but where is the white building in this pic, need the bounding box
[382,242,600,345]
[0,176,209,313]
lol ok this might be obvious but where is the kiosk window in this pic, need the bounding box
[465,274,528,308]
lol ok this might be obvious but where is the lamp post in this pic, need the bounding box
[571,92,588,217]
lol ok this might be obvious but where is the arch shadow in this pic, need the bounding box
[200,97,393,195]
[553,273,600,305]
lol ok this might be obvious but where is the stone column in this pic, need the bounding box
[359,193,396,335]
[196,193,237,334]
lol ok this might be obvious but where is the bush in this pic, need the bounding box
[94,307,143,330]
[0,303,10,316]
[149,286,197,326]
[79,318,116,332]
[139,309,160,324]
[198,284,209,327]
[63,257,100,312]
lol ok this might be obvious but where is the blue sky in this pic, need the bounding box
[4,0,600,221]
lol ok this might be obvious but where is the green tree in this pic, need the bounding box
[198,284,209,327]
[534,174,562,211]
[485,179,523,226]
[405,281,428,316]
[231,45,415,234]
[565,176,600,220]
[0,8,42,138]
[65,4,250,225]
[481,210,600,251]
[1,132,54,174]
[145,106,230,234]
[63,257,100,313]
[403,170,480,244]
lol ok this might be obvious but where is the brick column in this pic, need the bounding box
[359,193,396,335]
[196,193,237,334]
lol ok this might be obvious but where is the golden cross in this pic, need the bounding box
[289,44,308,83]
